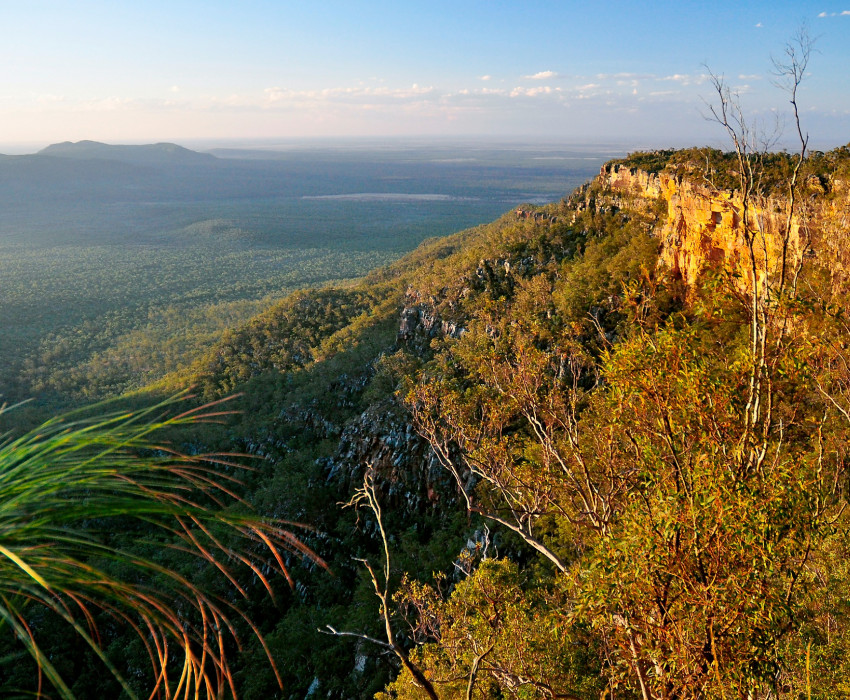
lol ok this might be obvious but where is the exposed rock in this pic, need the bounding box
[601,162,850,295]
[320,398,460,514]
[322,156,850,528]
[515,207,559,224]
[397,286,466,352]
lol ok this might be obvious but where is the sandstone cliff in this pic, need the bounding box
[601,161,850,294]
[291,152,850,521]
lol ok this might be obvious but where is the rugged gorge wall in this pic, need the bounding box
[601,162,850,292]
[321,157,850,518]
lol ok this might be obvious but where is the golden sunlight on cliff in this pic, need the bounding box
[602,162,850,295]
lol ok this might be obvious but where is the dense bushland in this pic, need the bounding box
[5,137,850,697]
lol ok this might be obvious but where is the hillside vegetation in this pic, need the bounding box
[4,141,850,699]
[0,141,602,408]
[178,142,850,700]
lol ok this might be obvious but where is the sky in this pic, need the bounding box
[0,0,848,151]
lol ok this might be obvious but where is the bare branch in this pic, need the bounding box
[319,625,394,652]
[338,468,441,700]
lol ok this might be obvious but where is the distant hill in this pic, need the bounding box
[38,140,217,166]
[0,142,603,247]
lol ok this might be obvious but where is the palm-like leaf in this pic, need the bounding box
[0,394,324,699]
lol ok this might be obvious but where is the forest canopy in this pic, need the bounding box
[4,37,850,697]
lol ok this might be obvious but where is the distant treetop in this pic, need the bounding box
[613,143,850,196]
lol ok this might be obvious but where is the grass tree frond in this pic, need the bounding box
[0,393,325,698]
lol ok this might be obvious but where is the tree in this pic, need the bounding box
[405,29,847,700]
[322,468,440,700]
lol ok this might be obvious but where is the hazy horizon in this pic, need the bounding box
[0,136,643,157]
[1,1,847,149]
[1,133,847,160]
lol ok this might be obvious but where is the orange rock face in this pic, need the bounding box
[599,163,849,295]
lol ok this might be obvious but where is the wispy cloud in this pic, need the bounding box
[661,73,710,86]
[595,72,655,80]
[594,72,656,88]
[454,87,507,96]
[17,70,712,124]
[510,85,561,98]
[525,70,558,80]
[263,84,435,105]
[817,10,850,16]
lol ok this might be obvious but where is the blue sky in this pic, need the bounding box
[0,1,847,150]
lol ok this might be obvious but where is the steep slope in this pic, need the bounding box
[149,156,670,698]
[379,147,850,699]
[228,145,850,700]
[14,145,850,699]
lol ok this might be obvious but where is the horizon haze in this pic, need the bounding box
[1,1,847,149]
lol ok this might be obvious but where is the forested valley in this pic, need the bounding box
[1,140,603,409]
[5,121,850,699]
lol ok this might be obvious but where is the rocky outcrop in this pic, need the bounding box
[515,208,559,224]
[600,162,850,294]
[397,287,465,351]
[320,399,460,513]
[323,156,850,522]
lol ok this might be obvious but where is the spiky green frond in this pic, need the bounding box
[0,394,325,699]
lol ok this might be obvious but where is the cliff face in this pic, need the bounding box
[320,399,458,512]
[609,163,757,289]
[601,162,850,294]
[286,154,850,521]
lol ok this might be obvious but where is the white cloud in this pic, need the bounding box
[596,72,655,80]
[755,22,763,27]
[525,70,558,80]
[661,73,710,86]
[443,87,510,100]
[593,72,656,89]
[170,85,180,93]
[479,75,492,81]
[818,10,850,16]
[510,85,557,97]
[738,74,762,80]
[263,84,435,105]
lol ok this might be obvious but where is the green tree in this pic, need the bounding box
[402,29,850,700]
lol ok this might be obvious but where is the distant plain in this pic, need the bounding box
[0,140,615,404]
